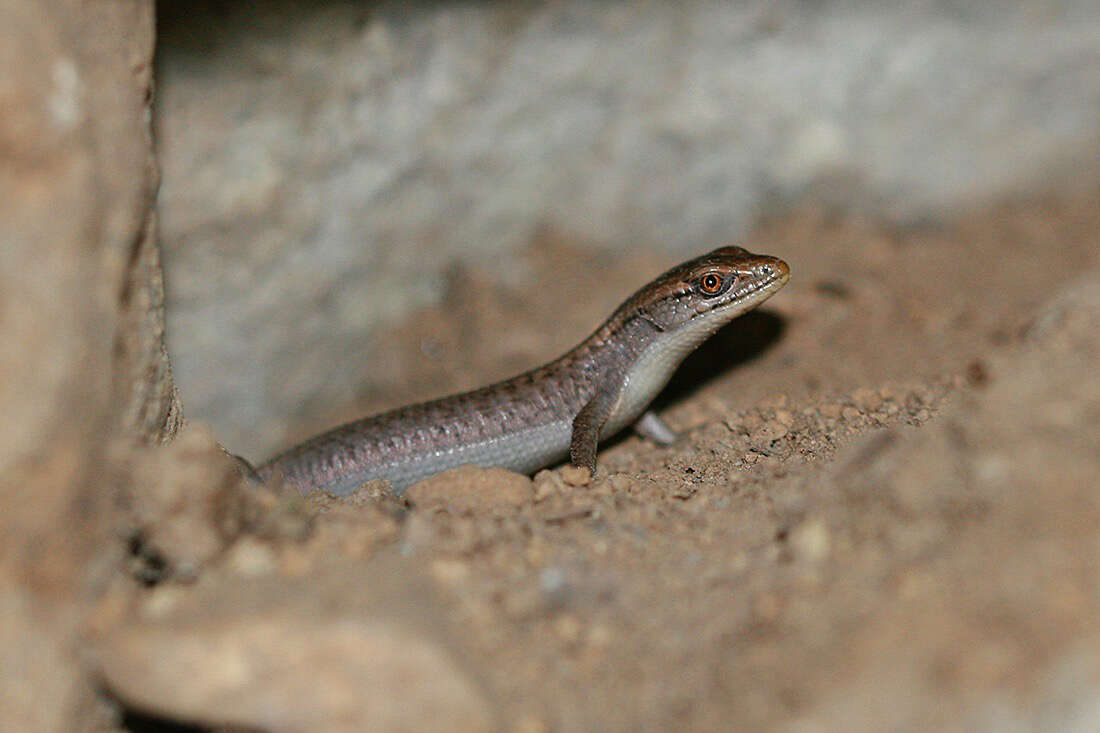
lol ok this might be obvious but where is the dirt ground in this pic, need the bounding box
[96,188,1100,731]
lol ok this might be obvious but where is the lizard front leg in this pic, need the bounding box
[569,376,622,473]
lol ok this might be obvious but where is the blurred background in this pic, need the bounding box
[155,0,1100,457]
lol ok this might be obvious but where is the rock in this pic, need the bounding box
[1,0,158,593]
[532,470,564,502]
[789,518,831,564]
[406,465,534,514]
[851,387,883,411]
[559,465,592,487]
[98,615,494,733]
[0,589,109,733]
[123,424,255,579]
[95,561,496,733]
[0,2,161,731]
[751,420,789,450]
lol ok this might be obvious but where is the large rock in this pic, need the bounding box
[0,1,165,730]
[95,561,497,733]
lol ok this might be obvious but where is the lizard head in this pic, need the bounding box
[626,246,790,332]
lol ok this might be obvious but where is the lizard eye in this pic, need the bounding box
[699,272,726,296]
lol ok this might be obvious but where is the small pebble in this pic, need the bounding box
[140,587,184,619]
[773,409,795,427]
[851,387,882,410]
[559,465,592,487]
[226,538,277,577]
[539,567,566,594]
[789,518,831,563]
[532,470,563,501]
[753,420,789,445]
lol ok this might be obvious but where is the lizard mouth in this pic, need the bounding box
[744,258,790,296]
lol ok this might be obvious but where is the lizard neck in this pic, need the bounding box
[573,259,791,436]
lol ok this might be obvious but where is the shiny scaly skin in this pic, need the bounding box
[258,247,790,495]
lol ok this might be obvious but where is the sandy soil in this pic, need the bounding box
[97,189,1100,732]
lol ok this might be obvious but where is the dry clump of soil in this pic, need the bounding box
[95,191,1100,731]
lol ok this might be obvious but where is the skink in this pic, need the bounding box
[258,246,789,495]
